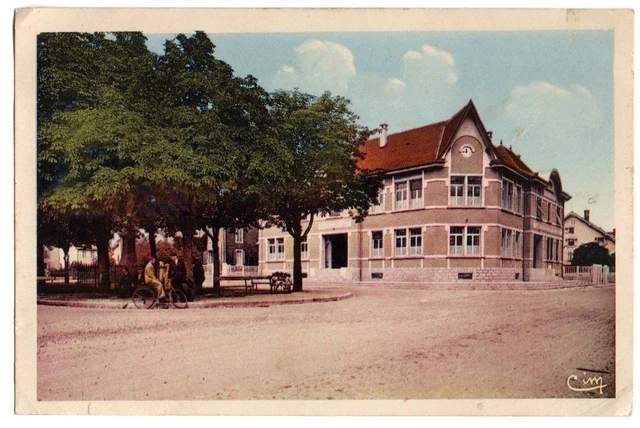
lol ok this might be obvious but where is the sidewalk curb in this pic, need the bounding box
[37,292,353,310]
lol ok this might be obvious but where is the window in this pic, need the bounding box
[395,178,423,210]
[566,238,576,246]
[556,206,562,226]
[515,231,521,258]
[536,197,543,220]
[501,229,513,257]
[372,231,383,258]
[515,185,523,214]
[267,238,285,261]
[450,177,465,206]
[409,179,423,208]
[546,238,554,261]
[547,202,552,223]
[467,177,482,206]
[370,187,385,214]
[450,226,480,256]
[235,229,244,244]
[235,249,244,266]
[448,226,481,256]
[566,227,574,234]
[568,251,573,261]
[395,182,408,210]
[450,176,482,206]
[300,237,308,260]
[466,227,480,255]
[394,229,407,256]
[449,227,464,255]
[409,228,422,255]
[502,179,514,210]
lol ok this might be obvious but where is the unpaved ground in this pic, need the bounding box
[37,286,615,400]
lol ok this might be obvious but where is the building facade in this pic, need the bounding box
[563,210,615,263]
[260,101,571,283]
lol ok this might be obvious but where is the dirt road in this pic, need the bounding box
[37,285,615,400]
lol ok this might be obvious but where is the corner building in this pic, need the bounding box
[260,101,570,283]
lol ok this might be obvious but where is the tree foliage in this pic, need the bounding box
[571,242,614,267]
[267,90,382,291]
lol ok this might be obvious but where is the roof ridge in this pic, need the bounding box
[565,212,614,240]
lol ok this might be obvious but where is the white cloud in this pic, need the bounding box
[384,78,407,93]
[401,45,458,87]
[279,65,295,74]
[272,39,356,95]
[505,81,600,140]
[272,42,461,131]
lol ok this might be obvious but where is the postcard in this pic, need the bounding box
[14,8,633,416]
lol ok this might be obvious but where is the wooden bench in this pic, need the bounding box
[214,276,257,296]
[250,276,273,292]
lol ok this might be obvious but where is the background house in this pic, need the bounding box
[563,210,615,263]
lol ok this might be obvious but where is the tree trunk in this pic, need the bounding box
[291,224,303,292]
[63,245,70,284]
[37,241,45,277]
[120,228,138,267]
[181,228,195,282]
[290,214,314,292]
[148,228,157,260]
[210,227,221,295]
[96,229,111,291]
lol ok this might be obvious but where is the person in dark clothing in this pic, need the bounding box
[118,267,138,298]
[169,254,196,301]
[193,259,205,296]
[169,254,186,289]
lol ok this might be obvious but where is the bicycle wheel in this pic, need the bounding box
[132,286,156,309]
[169,288,188,309]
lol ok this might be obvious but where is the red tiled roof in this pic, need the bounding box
[357,121,447,172]
[357,100,540,181]
[494,144,535,178]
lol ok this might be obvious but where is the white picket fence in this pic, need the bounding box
[563,264,611,285]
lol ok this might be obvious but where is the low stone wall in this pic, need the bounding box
[524,268,562,282]
[306,267,523,283]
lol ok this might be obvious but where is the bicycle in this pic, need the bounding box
[131,284,189,309]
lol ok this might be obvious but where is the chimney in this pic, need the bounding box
[379,123,388,148]
[584,209,590,222]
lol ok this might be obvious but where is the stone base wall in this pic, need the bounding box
[307,267,523,283]
[524,268,562,282]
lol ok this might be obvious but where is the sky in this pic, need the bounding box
[150,30,612,230]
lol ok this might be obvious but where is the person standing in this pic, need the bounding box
[193,259,205,295]
[144,257,165,300]
[169,254,186,289]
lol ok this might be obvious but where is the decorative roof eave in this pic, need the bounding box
[489,160,533,182]
[365,160,446,178]
[560,191,572,202]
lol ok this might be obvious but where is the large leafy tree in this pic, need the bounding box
[152,32,274,290]
[37,32,158,289]
[268,90,382,292]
